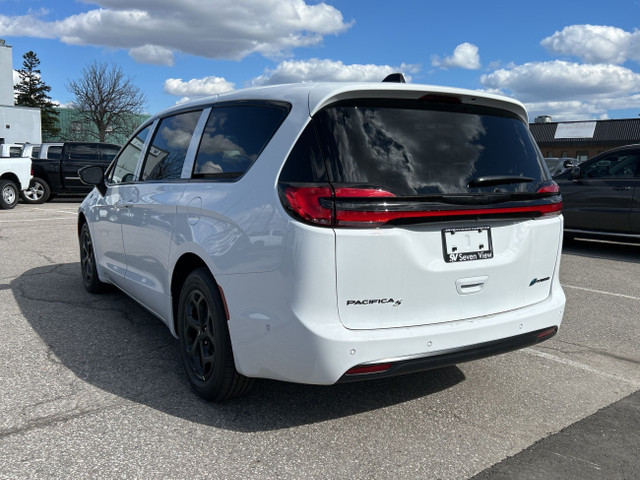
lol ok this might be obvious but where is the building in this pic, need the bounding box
[44,107,149,145]
[0,39,41,146]
[530,117,640,161]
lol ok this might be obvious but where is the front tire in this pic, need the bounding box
[177,268,254,401]
[0,179,19,209]
[79,223,109,293]
[20,177,50,204]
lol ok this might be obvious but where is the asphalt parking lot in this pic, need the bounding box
[1,199,639,480]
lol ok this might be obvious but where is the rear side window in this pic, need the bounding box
[47,146,63,160]
[67,144,98,162]
[193,103,289,178]
[313,100,547,195]
[141,110,203,181]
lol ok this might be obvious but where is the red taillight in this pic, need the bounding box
[280,183,562,227]
[345,363,393,375]
[537,181,560,194]
[334,187,394,198]
[284,186,333,225]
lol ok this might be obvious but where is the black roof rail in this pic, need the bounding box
[382,73,406,83]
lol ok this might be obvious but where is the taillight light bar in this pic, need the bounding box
[280,182,562,228]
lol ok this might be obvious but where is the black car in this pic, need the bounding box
[554,144,640,240]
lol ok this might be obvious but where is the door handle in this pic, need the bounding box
[613,186,631,191]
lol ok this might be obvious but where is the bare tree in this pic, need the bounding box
[67,61,146,142]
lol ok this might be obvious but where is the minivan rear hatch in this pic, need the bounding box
[287,96,563,330]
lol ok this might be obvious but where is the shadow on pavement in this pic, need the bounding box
[563,236,640,263]
[12,262,465,432]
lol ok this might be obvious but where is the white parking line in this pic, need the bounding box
[563,284,640,301]
[523,348,640,387]
[31,207,77,215]
[0,217,77,223]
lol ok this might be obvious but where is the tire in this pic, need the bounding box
[177,268,254,401]
[20,177,50,204]
[79,223,109,293]
[0,179,19,209]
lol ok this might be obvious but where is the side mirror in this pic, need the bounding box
[79,165,106,195]
[570,166,581,180]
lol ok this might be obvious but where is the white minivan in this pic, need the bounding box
[78,81,565,401]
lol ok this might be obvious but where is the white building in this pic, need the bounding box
[0,39,41,146]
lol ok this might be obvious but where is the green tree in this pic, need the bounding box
[14,51,60,139]
[67,61,146,142]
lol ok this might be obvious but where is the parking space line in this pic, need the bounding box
[31,208,77,215]
[523,348,640,387]
[0,217,77,223]
[563,284,640,301]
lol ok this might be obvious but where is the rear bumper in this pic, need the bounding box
[337,326,557,383]
[225,273,566,385]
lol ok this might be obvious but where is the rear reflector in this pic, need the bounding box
[345,363,393,375]
[537,326,558,339]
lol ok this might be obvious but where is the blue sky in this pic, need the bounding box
[2,0,640,122]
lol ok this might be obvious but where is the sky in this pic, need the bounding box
[1,0,640,122]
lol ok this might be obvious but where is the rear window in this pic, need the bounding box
[312,99,547,195]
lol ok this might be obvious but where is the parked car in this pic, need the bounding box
[544,157,577,176]
[21,142,120,204]
[554,144,640,240]
[78,81,565,401]
[0,143,24,158]
[38,143,63,160]
[21,143,41,159]
[0,154,31,209]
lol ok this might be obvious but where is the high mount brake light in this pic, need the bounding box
[280,183,562,227]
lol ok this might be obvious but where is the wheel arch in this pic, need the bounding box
[171,253,228,335]
[0,173,21,190]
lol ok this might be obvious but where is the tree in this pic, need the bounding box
[14,51,60,139]
[67,61,146,142]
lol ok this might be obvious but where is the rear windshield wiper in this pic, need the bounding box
[467,176,534,188]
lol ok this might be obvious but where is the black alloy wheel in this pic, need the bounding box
[177,268,253,401]
[79,223,108,293]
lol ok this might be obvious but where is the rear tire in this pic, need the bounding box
[177,268,254,401]
[79,223,109,293]
[0,179,19,209]
[20,177,50,204]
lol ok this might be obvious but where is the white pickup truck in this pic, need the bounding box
[1,153,32,209]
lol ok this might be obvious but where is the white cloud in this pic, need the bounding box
[481,60,640,120]
[432,43,481,70]
[129,45,175,66]
[0,0,352,63]
[481,60,640,101]
[541,25,640,64]
[164,77,236,97]
[252,58,419,85]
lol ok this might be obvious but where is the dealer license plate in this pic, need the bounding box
[442,226,493,263]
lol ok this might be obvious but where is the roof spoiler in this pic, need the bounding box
[382,73,406,83]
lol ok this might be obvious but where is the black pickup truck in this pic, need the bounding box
[21,142,121,203]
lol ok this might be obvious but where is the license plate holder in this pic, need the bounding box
[442,226,493,263]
